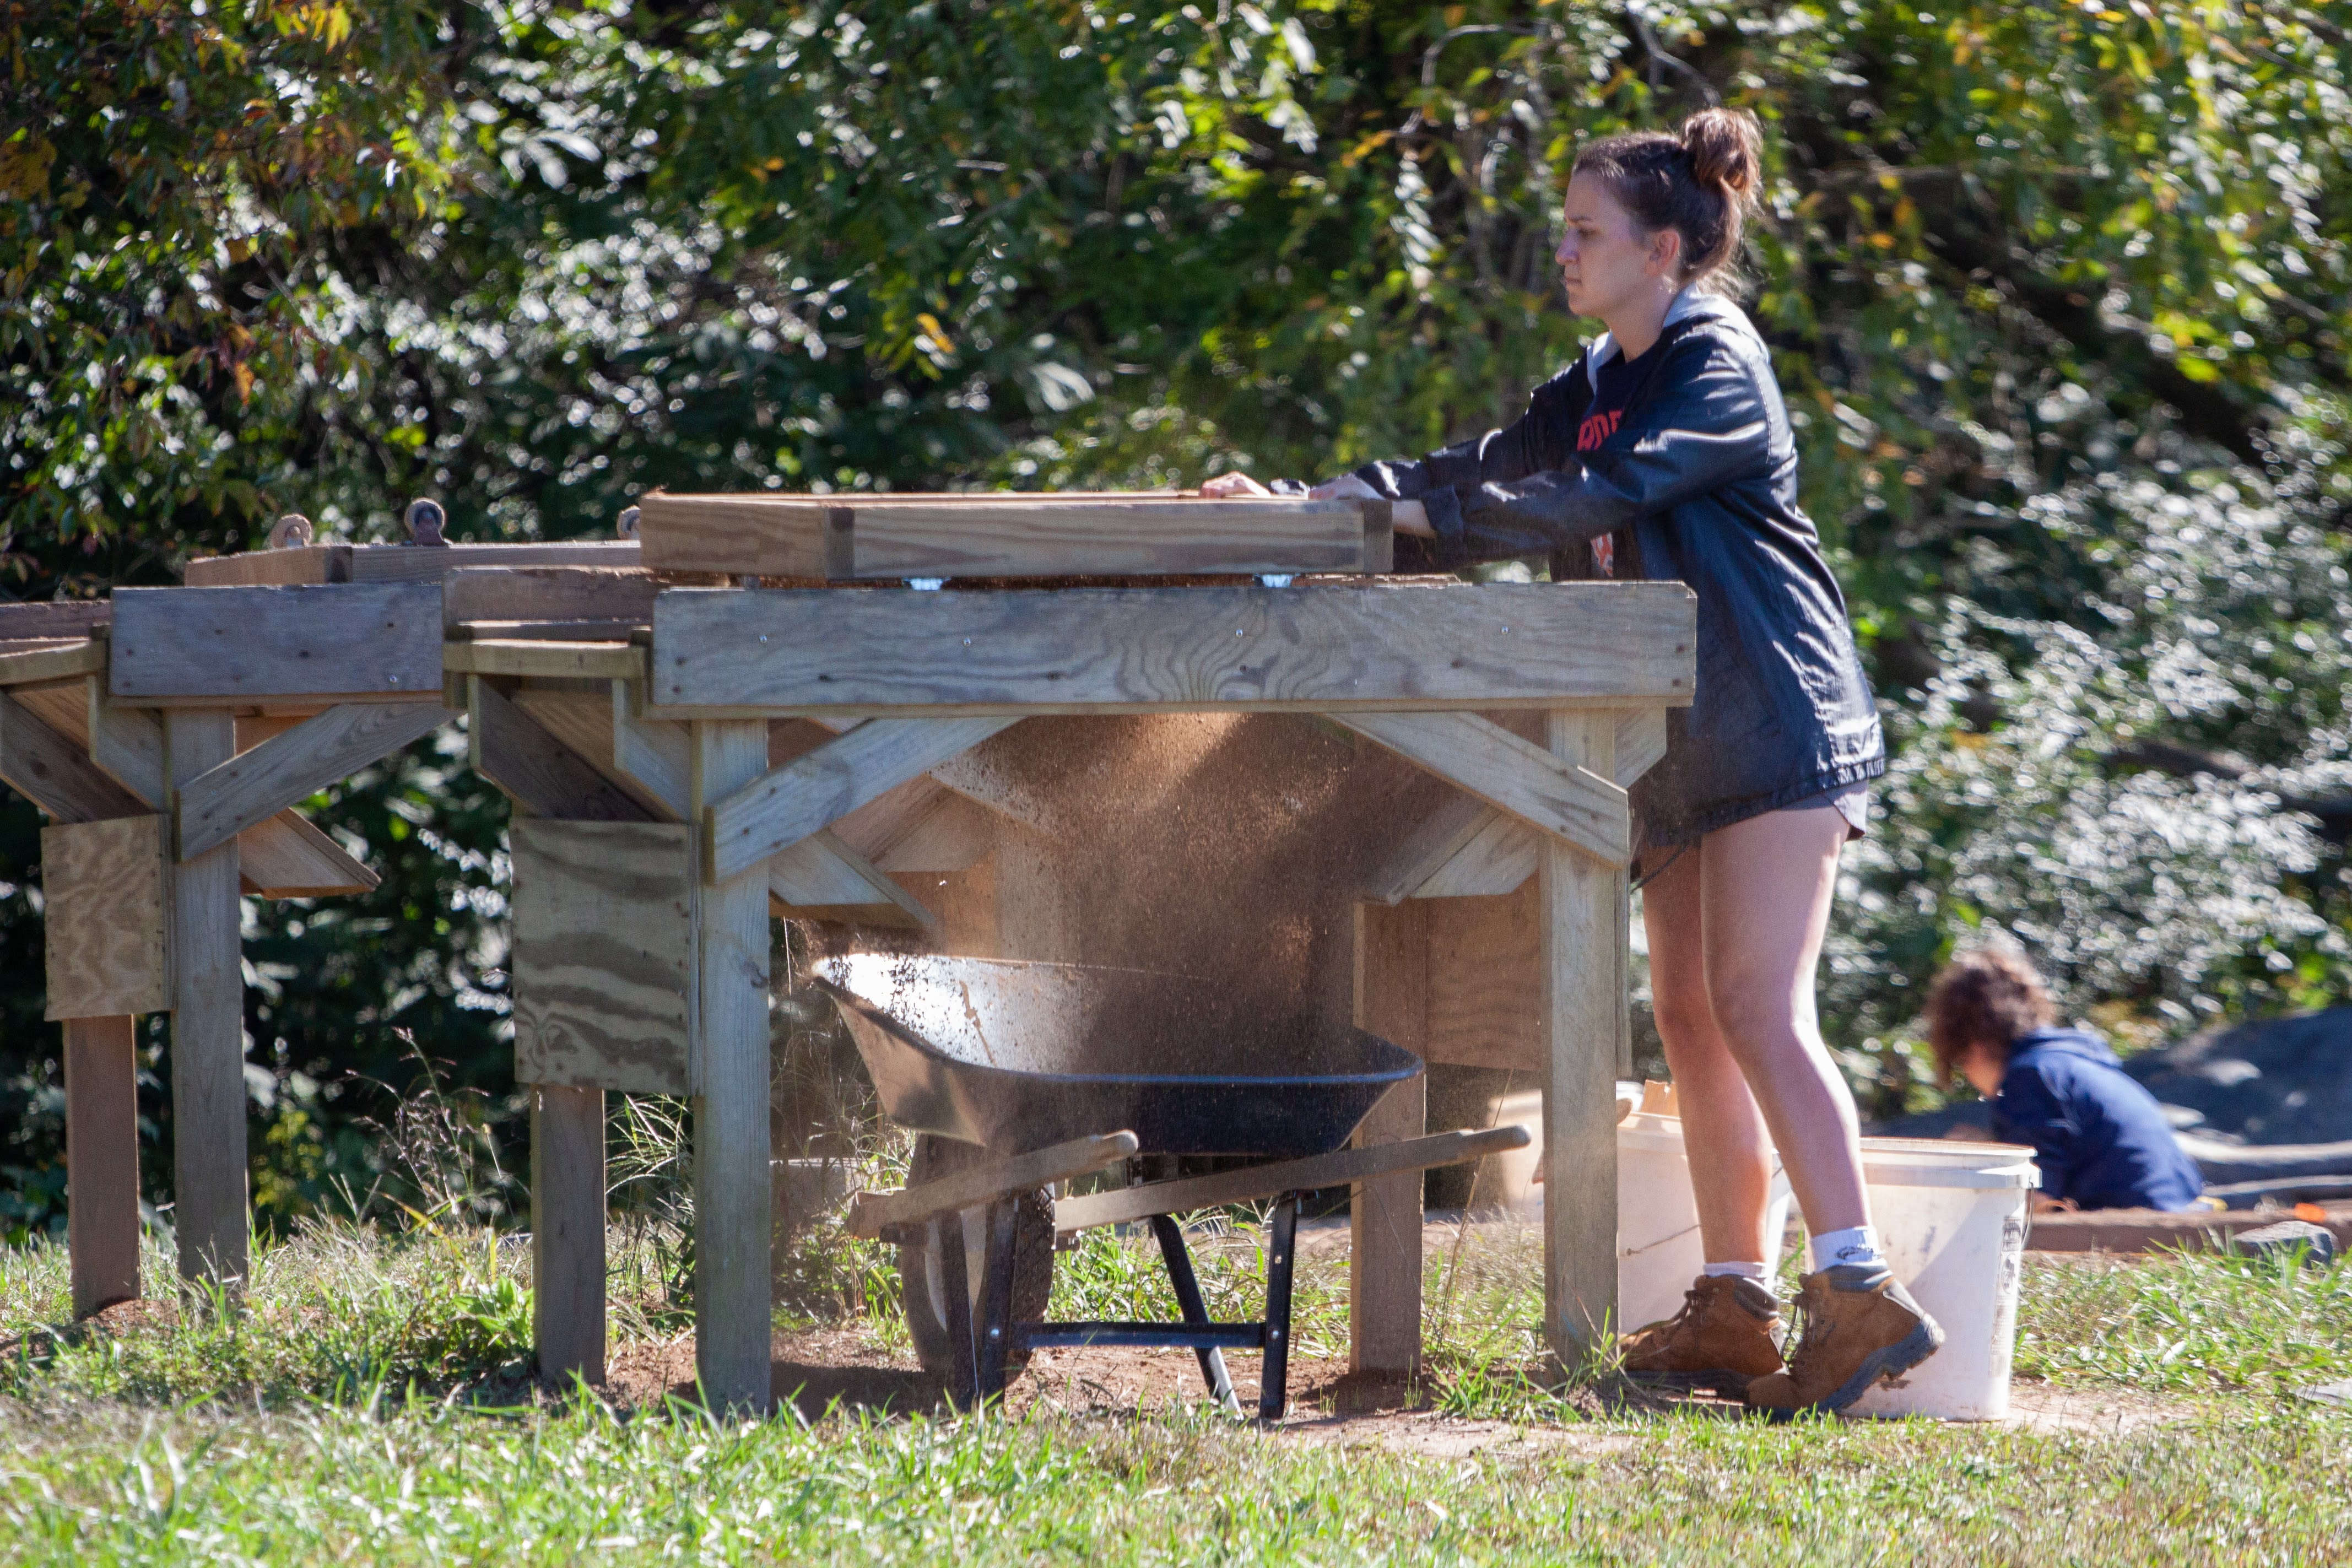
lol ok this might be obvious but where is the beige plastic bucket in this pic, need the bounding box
[1616,1110,1794,1333]
[1843,1137,2040,1421]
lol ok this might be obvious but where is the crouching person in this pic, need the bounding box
[1926,949,2206,1212]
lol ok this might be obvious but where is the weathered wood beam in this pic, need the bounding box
[1615,706,1668,787]
[1054,1126,1531,1234]
[184,540,642,588]
[0,694,146,823]
[112,583,444,704]
[175,701,453,861]
[1541,712,1623,1357]
[845,1132,1141,1240]
[236,812,379,898]
[441,566,666,630]
[770,830,938,929]
[0,602,111,642]
[1366,794,1490,905]
[0,640,107,688]
[532,1084,608,1387]
[1337,711,1628,869]
[164,710,247,1289]
[702,716,1018,884]
[64,1015,142,1317]
[648,582,1696,717]
[636,493,1389,580]
[444,640,642,682]
[690,719,775,1412]
[1351,901,1429,1377]
[470,679,653,824]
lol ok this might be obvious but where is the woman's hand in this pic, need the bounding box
[1307,473,1380,502]
[1199,472,1272,499]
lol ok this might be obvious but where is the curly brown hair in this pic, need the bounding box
[1923,948,2056,1088]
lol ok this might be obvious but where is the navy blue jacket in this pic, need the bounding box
[1347,291,1884,850]
[1992,1028,2205,1212]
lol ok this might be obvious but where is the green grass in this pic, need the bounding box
[2,1219,2348,1564]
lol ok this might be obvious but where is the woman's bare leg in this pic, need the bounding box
[1698,807,1870,1236]
[1640,844,1777,1264]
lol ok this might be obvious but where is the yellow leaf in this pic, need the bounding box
[915,312,955,355]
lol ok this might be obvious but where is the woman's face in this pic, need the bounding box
[1555,173,1679,322]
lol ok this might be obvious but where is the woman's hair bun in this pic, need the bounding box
[1681,107,1762,204]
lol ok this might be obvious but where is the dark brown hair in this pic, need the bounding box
[1923,948,2057,1088]
[1571,107,1763,293]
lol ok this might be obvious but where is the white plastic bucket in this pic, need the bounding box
[1843,1137,2040,1422]
[1616,1110,1794,1333]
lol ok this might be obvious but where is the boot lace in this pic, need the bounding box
[1781,1277,1839,1380]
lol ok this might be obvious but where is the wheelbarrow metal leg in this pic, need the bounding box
[975,1197,1019,1404]
[1259,1192,1302,1421]
[1149,1214,1236,1408]
[934,1209,980,1408]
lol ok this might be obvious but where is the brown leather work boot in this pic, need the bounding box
[1619,1274,1786,1391]
[1743,1264,1945,1418]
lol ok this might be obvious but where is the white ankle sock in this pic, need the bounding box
[1701,1260,1770,1284]
[1808,1225,1885,1272]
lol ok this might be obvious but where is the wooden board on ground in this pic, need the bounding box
[510,819,694,1094]
[186,541,642,587]
[42,815,169,1019]
[635,492,1389,580]
[650,582,1696,717]
[111,584,445,704]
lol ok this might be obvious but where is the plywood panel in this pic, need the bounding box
[42,816,169,1019]
[636,492,1386,580]
[651,581,1695,717]
[1423,884,1543,1074]
[111,583,444,704]
[510,819,693,1093]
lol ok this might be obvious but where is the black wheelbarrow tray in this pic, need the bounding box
[817,955,1531,1418]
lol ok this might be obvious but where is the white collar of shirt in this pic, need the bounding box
[1586,288,1708,385]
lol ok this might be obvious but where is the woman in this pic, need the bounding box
[1206,109,1939,1416]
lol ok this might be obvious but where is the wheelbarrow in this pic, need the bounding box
[817,954,1531,1418]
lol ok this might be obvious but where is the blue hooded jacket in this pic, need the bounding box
[1343,291,1885,853]
[1992,1028,2205,1212]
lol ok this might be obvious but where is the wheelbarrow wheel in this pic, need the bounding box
[897,1135,1056,1382]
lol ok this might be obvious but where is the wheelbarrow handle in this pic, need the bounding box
[846,1129,1140,1239]
[1052,1123,1533,1233]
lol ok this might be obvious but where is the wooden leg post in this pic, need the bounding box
[532,1084,607,1385]
[64,1015,141,1316]
[691,720,774,1411]
[1351,900,1430,1376]
[165,711,247,1291]
[1540,711,1624,1362]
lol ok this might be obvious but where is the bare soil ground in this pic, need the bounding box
[601,1324,2199,1443]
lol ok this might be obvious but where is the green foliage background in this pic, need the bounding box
[4,0,2350,1236]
